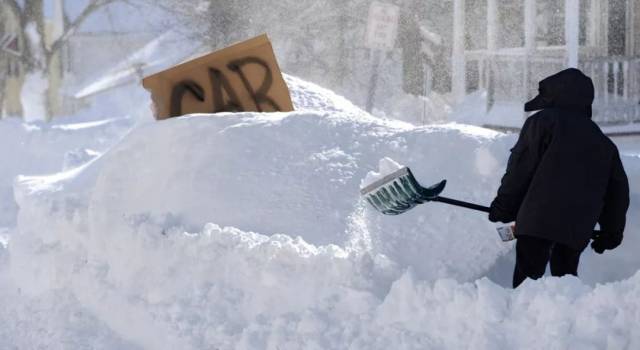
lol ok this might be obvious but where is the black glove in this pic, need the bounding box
[590,230,623,254]
[488,202,514,223]
[488,210,500,223]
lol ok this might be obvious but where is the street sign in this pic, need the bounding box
[365,1,400,51]
[1,33,21,57]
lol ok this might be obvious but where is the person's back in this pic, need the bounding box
[489,68,629,287]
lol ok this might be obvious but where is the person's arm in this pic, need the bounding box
[489,116,550,223]
[592,150,629,253]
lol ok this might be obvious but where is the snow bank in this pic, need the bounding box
[3,76,640,349]
[360,157,404,189]
[6,219,640,349]
[81,114,509,281]
[0,117,134,227]
[370,271,640,349]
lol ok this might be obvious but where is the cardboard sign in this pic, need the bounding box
[142,34,294,120]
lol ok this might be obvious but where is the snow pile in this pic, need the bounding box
[0,116,134,228]
[5,220,640,348]
[360,157,404,189]
[2,76,640,349]
[371,271,640,349]
[285,74,368,114]
[78,114,508,281]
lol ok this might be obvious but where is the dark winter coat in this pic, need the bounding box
[489,68,630,251]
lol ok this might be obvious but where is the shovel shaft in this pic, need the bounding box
[433,196,490,213]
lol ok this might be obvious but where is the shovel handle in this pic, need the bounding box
[432,196,490,213]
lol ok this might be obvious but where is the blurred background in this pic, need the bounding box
[1,0,639,129]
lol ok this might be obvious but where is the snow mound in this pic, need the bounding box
[7,217,640,349]
[0,117,133,227]
[285,74,369,115]
[371,270,640,349]
[360,157,404,189]
[75,113,508,281]
[4,74,640,349]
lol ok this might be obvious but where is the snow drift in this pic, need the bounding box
[0,116,134,228]
[2,75,640,349]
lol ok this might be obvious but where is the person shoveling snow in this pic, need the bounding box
[361,68,630,289]
[489,68,629,287]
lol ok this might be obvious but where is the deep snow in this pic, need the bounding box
[1,75,639,349]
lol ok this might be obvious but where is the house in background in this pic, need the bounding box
[451,0,640,127]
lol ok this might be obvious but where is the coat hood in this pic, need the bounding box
[524,68,595,118]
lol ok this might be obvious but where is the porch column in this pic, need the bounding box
[626,0,636,56]
[524,0,536,52]
[486,0,498,112]
[586,0,598,48]
[602,0,609,56]
[452,0,465,101]
[524,0,536,103]
[565,0,580,68]
[487,0,498,51]
[625,0,636,102]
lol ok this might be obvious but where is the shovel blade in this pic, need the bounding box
[360,167,446,215]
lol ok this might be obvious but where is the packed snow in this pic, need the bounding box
[360,157,404,189]
[1,76,639,349]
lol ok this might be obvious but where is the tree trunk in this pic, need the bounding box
[6,75,25,118]
[44,53,55,121]
[4,0,120,121]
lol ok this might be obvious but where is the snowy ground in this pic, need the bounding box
[1,76,639,349]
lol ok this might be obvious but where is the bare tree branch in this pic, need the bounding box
[119,0,145,13]
[3,0,40,70]
[49,0,119,55]
[24,0,50,65]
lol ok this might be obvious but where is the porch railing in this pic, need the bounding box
[465,50,640,125]
[583,57,640,124]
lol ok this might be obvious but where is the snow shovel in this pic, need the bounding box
[360,167,490,215]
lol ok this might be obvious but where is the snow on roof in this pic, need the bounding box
[74,30,203,99]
